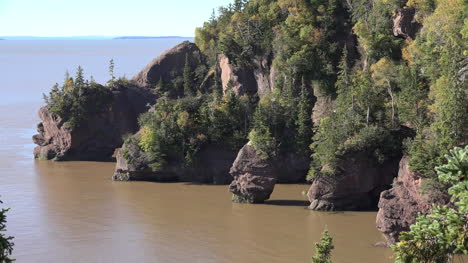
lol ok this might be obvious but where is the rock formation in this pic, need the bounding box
[113,139,237,184]
[217,54,257,96]
[33,41,209,161]
[393,7,421,39]
[217,54,276,98]
[375,156,448,245]
[131,41,206,89]
[33,85,156,161]
[228,143,309,203]
[307,152,400,211]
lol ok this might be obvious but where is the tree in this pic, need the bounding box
[296,77,313,155]
[183,54,193,97]
[371,58,398,128]
[0,200,14,263]
[312,229,334,263]
[108,59,116,86]
[393,146,468,263]
[75,66,85,88]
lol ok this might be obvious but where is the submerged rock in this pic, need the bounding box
[33,85,155,161]
[375,156,448,245]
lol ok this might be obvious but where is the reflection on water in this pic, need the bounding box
[0,102,394,262]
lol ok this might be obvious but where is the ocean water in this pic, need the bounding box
[0,38,192,105]
[0,39,400,263]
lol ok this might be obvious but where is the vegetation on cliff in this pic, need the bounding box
[42,66,114,128]
[393,146,468,263]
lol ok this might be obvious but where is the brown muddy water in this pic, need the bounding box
[0,102,396,263]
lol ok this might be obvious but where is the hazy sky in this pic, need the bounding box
[0,0,233,37]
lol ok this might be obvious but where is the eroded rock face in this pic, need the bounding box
[33,85,156,161]
[113,140,237,184]
[375,156,447,245]
[311,84,335,124]
[229,173,277,203]
[217,54,277,98]
[217,54,257,96]
[307,152,400,211]
[393,7,421,39]
[228,143,309,203]
[132,41,206,88]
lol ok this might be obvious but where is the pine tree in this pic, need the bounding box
[183,54,193,96]
[312,229,334,263]
[75,66,85,88]
[296,77,313,155]
[108,59,116,86]
[0,200,14,263]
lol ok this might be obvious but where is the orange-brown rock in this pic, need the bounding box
[375,156,448,245]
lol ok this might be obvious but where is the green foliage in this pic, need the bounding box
[248,126,276,159]
[403,0,468,177]
[43,67,113,128]
[0,200,14,263]
[136,87,253,170]
[312,229,334,263]
[296,78,313,155]
[393,146,468,263]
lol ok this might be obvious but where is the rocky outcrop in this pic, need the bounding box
[230,173,278,203]
[33,41,209,161]
[217,54,276,98]
[252,56,276,98]
[393,7,421,39]
[33,85,156,161]
[132,41,206,88]
[217,54,257,96]
[311,84,335,124]
[307,152,401,211]
[113,139,237,184]
[228,143,309,203]
[375,156,448,245]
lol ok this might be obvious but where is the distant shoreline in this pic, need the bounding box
[0,36,193,40]
[114,36,191,40]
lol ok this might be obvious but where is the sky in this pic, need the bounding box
[0,0,233,37]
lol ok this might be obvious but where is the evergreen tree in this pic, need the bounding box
[0,200,14,263]
[108,59,116,86]
[75,66,85,88]
[296,77,313,155]
[183,54,194,96]
[312,229,334,263]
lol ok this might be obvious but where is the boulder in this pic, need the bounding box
[228,143,309,203]
[229,173,277,203]
[131,41,206,89]
[375,156,448,245]
[33,85,156,161]
[393,7,421,39]
[307,152,400,211]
